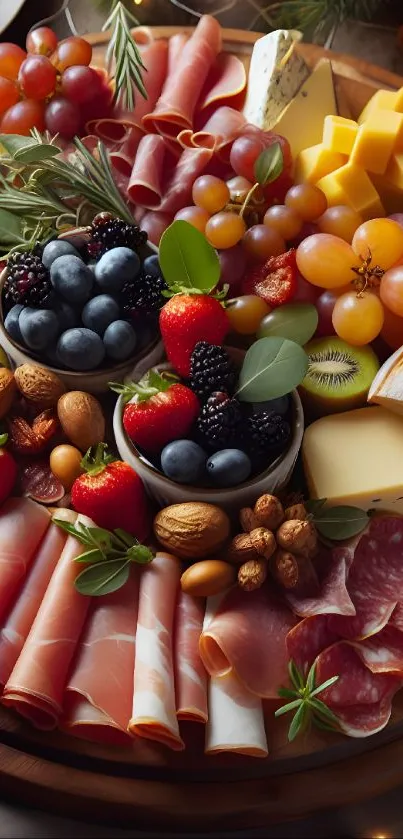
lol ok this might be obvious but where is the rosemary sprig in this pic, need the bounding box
[254,0,383,41]
[103,0,147,110]
[275,660,340,742]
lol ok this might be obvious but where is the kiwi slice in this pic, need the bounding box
[300,336,379,417]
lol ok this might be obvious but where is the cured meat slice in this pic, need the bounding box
[286,615,339,675]
[178,106,247,154]
[127,134,172,208]
[174,591,207,722]
[159,146,213,215]
[129,552,184,750]
[390,603,403,632]
[351,625,403,675]
[0,497,50,623]
[167,33,188,77]
[286,543,357,618]
[61,698,132,746]
[140,211,173,246]
[0,509,74,688]
[199,585,296,698]
[142,16,222,136]
[197,53,247,112]
[63,570,139,741]
[2,514,94,729]
[204,595,268,757]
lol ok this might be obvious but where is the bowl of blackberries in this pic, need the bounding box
[0,214,165,393]
[113,345,304,512]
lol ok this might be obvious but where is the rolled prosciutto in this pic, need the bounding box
[0,497,50,623]
[129,552,184,750]
[174,591,207,723]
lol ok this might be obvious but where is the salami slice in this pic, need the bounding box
[351,625,403,675]
[285,543,356,618]
[315,642,401,708]
[286,615,339,675]
[390,603,403,632]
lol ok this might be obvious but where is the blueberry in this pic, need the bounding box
[161,440,207,484]
[53,299,79,331]
[95,247,140,293]
[4,304,24,343]
[206,449,251,488]
[143,254,161,278]
[46,342,63,368]
[42,239,80,268]
[82,294,120,336]
[19,307,60,351]
[252,395,290,417]
[50,255,93,304]
[57,328,105,371]
[103,320,137,361]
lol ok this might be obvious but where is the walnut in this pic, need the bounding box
[8,409,59,455]
[238,557,267,591]
[270,550,319,594]
[254,494,284,530]
[239,507,260,533]
[276,519,318,559]
[284,503,307,521]
[227,533,259,564]
[249,527,277,560]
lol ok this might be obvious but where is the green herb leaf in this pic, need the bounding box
[0,134,37,156]
[53,519,94,545]
[0,433,8,447]
[305,498,327,515]
[288,703,307,742]
[75,558,131,596]
[127,544,154,565]
[274,698,302,718]
[310,675,339,697]
[277,687,297,700]
[314,506,369,541]
[112,528,139,549]
[0,209,24,245]
[254,142,284,186]
[288,659,304,691]
[257,303,318,346]
[159,220,220,296]
[306,661,316,693]
[308,697,339,724]
[236,337,309,402]
[14,144,60,163]
[74,548,105,564]
[276,660,340,743]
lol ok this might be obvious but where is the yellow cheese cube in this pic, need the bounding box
[358,89,398,123]
[394,87,403,113]
[294,143,347,184]
[322,115,358,155]
[302,406,403,515]
[385,153,403,191]
[350,109,403,175]
[317,163,384,220]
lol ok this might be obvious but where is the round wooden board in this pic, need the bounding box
[2,27,403,832]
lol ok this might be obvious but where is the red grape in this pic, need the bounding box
[45,96,80,139]
[19,55,57,100]
[61,65,103,105]
[315,290,339,337]
[0,99,45,134]
[51,37,92,72]
[218,244,247,292]
[262,131,292,169]
[26,27,58,57]
[230,134,266,181]
[0,76,19,115]
[0,43,26,81]
[293,273,321,304]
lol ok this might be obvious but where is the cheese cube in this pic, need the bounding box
[302,406,403,515]
[322,115,358,155]
[317,163,384,220]
[350,110,403,175]
[394,87,403,113]
[294,143,347,184]
[385,153,403,191]
[274,59,337,161]
[358,89,398,124]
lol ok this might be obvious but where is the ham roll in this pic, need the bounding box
[174,591,207,723]
[0,497,50,623]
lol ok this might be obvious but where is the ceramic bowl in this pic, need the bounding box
[0,230,164,394]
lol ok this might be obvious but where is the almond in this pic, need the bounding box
[154,502,230,559]
[0,368,17,419]
[57,391,105,452]
[14,364,66,408]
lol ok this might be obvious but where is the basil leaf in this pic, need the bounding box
[159,220,220,295]
[257,303,318,346]
[0,134,37,157]
[236,337,309,402]
[75,558,131,596]
[254,142,283,186]
[14,144,60,163]
[314,506,369,541]
[0,209,24,245]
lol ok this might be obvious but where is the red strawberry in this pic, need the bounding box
[113,371,200,453]
[0,433,17,506]
[159,294,229,377]
[241,249,298,307]
[71,444,150,542]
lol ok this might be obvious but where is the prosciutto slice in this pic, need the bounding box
[2,514,93,729]
[174,591,207,722]
[129,552,184,750]
[63,570,139,742]
[199,585,296,698]
[0,509,74,689]
[142,16,222,136]
[178,106,247,154]
[0,497,50,623]
[127,134,172,207]
[140,211,173,246]
[204,595,268,757]
[159,146,213,215]
[197,53,247,112]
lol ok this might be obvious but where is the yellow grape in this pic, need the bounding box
[243,224,285,261]
[352,218,403,270]
[205,212,246,249]
[285,183,327,221]
[332,291,384,345]
[296,233,356,289]
[380,265,403,317]
[263,204,302,240]
[174,205,210,233]
[226,175,253,202]
[192,175,230,215]
[317,205,363,243]
[227,295,270,335]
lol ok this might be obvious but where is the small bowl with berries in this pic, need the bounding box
[0,214,165,393]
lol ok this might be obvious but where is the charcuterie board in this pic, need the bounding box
[0,25,403,832]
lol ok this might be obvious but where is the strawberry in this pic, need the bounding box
[241,248,298,307]
[0,433,17,506]
[112,371,200,454]
[71,443,150,542]
[159,294,229,377]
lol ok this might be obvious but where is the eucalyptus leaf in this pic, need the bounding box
[257,303,318,346]
[0,208,24,245]
[314,506,369,541]
[75,558,131,596]
[74,548,105,564]
[159,220,220,295]
[236,337,309,402]
[305,498,327,515]
[254,142,284,186]
[14,144,60,163]
[0,134,37,157]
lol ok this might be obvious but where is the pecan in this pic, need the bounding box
[276,519,318,559]
[8,409,59,455]
[270,549,319,595]
[238,557,267,592]
[249,527,277,560]
[239,507,260,533]
[284,503,307,522]
[227,533,258,564]
[254,494,284,530]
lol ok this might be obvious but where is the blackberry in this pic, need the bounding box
[189,342,237,402]
[119,271,167,315]
[3,252,53,311]
[88,214,148,259]
[245,411,291,470]
[196,391,244,453]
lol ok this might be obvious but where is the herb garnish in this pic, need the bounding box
[275,660,340,742]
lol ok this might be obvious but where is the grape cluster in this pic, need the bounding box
[0,28,111,139]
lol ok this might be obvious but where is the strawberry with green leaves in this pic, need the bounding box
[0,433,17,506]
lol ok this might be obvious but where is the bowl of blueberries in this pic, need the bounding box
[0,214,165,393]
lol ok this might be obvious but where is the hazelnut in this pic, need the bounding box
[249,527,277,560]
[239,507,260,533]
[276,519,318,559]
[254,494,284,530]
[238,557,267,591]
[284,503,307,521]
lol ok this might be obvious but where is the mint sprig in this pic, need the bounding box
[275,660,340,742]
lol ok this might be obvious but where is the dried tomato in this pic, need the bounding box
[241,249,298,307]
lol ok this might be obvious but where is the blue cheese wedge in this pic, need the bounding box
[243,30,310,131]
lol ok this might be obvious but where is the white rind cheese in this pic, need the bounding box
[243,29,309,132]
